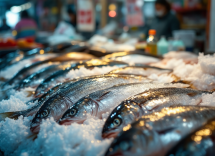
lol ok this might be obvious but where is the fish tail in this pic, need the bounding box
[0,112,21,121]
[0,106,37,121]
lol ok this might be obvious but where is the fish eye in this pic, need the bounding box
[40,109,49,117]
[113,118,121,127]
[70,108,77,116]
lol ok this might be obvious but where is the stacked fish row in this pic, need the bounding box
[0,43,214,156]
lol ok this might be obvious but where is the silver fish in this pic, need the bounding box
[102,88,211,138]
[35,59,128,95]
[108,66,172,76]
[105,106,215,156]
[0,78,80,121]
[166,117,215,156]
[30,74,150,133]
[59,84,188,126]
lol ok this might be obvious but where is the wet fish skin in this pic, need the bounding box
[166,117,215,156]
[16,64,60,89]
[108,66,172,76]
[102,88,211,138]
[105,106,215,156]
[1,52,96,88]
[30,74,149,133]
[59,84,186,126]
[35,59,128,95]
[0,80,78,121]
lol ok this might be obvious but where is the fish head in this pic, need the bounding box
[30,94,70,133]
[102,100,142,138]
[59,97,96,125]
[105,127,145,156]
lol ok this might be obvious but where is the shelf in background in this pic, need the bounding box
[181,24,206,30]
[173,7,206,13]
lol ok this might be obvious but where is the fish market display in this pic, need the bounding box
[102,88,211,138]
[2,46,215,156]
[105,106,215,156]
[35,59,128,95]
[30,74,150,133]
[1,52,96,87]
[59,83,187,126]
[166,117,215,156]
[108,66,172,76]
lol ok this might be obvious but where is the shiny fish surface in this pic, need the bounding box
[35,59,128,95]
[59,84,188,126]
[30,74,150,133]
[0,78,79,121]
[1,52,96,88]
[166,117,215,156]
[105,106,215,156]
[108,66,172,76]
[102,88,211,138]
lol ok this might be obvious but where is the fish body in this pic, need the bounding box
[109,66,172,76]
[105,106,215,156]
[16,62,73,89]
[59,84,188,126]
[35,59,128,95]
[1,52,96,88]
[0,76,83,121]
[102,88,210,138]
[30,74,150,133]
[166,117,215,156]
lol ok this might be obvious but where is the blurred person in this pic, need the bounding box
[146,0,180,39]
[0,18,11,32]
[14,10,37,39]
[66,7,77,30]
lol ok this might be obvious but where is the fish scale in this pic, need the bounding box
[102,88,211,139]
[30,74,150,133]
[105,106,215,156]
[59,83,188,126]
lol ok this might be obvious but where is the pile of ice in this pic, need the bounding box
[164,53,215,91]
[2,52,215,156]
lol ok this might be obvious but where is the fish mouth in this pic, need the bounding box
[30,124,40,134]
[59,118,86,125]
[102,131,118,138]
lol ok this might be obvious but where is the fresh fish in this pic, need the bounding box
[16,62,73,89]
[103,51,162,64]
[1,52,96,88]
[102,51,163,60]
[166,117,215,156]
[35,59,129,95]
[59,84,188,126]
[30,74,150,133]
[108,66,172,76]
[102,88,211,138]
[0,78,80,121]
[105,106,215,156]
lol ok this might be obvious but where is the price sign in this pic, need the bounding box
[126,0,144,26]
[77,0,95,32]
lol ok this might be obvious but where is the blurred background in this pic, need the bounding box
[0,0,214,55]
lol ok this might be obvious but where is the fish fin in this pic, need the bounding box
[25,90,35,97]
[0,77,8,82]
[27,133,38,141]
[0,112,20,121]
[98,91,111,101]
[170,73,181,82]
[187,92,198,97]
